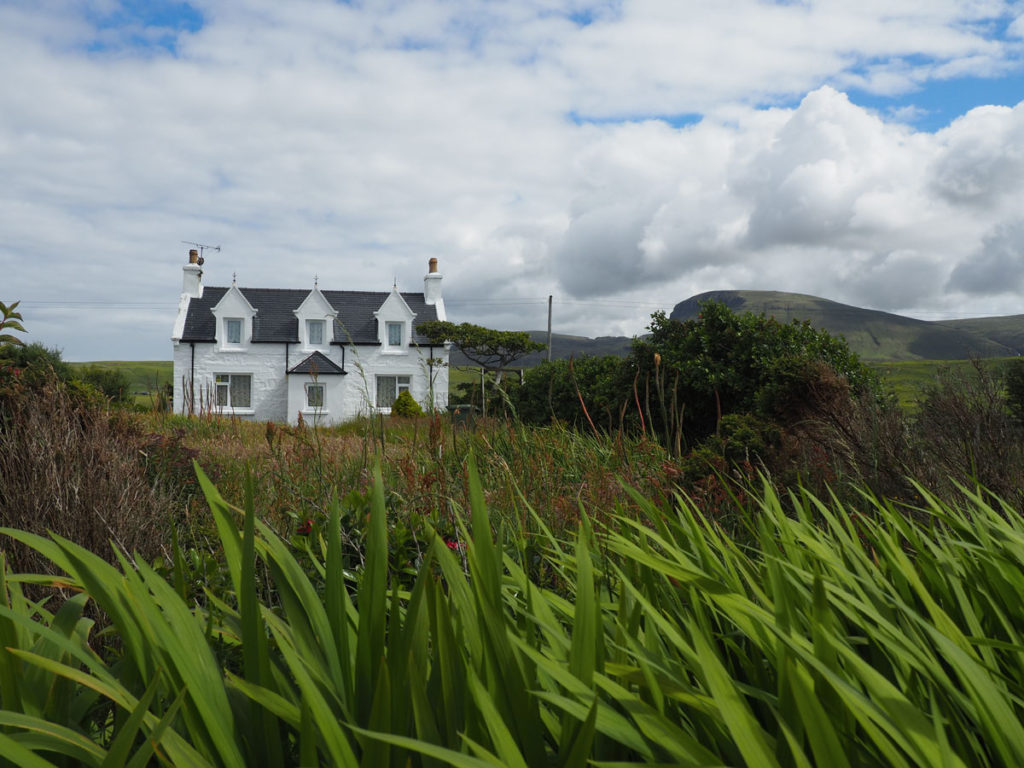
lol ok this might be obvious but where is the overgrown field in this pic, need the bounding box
[6,314,1024,764]
[3,439,1024,767]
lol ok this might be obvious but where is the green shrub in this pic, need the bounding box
[514,355,633,430]
[391,389,423,417]
[76,364,133,404]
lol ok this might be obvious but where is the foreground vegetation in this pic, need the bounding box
[5,458,1024,767]
[7,299,1024,765]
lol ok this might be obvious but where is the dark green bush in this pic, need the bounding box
[77,364,133,403]
[391,389,423,417]
[513,355,633,430]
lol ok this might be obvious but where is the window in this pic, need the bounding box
[215,374,251,408]
[376,375,410,407]
[225,319,242,345]
[386,322,403,347]
[306,383,325,409]
[307,319,325,346]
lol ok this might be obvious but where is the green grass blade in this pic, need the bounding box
[0,711,105,766]
[355,462,389,726]
[0,730,61,768]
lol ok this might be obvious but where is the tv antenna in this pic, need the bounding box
[182,241,220,266]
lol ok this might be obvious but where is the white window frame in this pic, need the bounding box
[376,374,411,410]
[386,321,403,347]
[214,373,252,410]
[307,319,326,346]
[225,318,243,346]
[305,382,325,409]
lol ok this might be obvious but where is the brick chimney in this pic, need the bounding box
[182,249,203,298]
[423,258,445,320]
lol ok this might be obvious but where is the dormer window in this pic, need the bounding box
[386,322,403,347]
[225,318,243,345]
[307,319,326,346]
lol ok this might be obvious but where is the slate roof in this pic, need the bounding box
[288,351,346,375]
[179,287,441,345]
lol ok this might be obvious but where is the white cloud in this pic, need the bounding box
[3,0,1024,359]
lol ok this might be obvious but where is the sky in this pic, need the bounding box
[3,0,1024,361]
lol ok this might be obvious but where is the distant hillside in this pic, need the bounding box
[447,291,1024,367]
[937,315,1024,354]
[670,290,1019,362]
[449,332,634,368]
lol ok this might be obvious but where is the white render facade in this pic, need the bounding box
[171,252,449,424]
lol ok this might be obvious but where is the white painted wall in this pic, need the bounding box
[172,341,448,424]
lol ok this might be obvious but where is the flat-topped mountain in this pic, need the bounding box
[670,291,1020,361]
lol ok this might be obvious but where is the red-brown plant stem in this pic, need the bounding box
[633,369,646,437]
[569,357,600,437]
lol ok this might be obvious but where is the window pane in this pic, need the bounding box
[230,375,251,407]
[226,319,241,344]
[307,384,324,407]
[398,375,410,394]
[216,383,228,407]
[308,320,324,345]
[387,322,402,346]
[376,376,396,406]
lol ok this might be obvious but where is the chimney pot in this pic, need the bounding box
[429,257,438,274]
[189,249,199,264]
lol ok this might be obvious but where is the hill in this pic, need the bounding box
[449,332,634,368]
[669,290,1020,362]
[450,291,1024,367]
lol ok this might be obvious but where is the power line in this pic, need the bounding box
[18,301,178,309]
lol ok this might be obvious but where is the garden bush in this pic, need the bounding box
[391,389,423,417]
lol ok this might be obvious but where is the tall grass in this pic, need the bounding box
[2,459,1024,766]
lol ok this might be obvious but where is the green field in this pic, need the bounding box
[69,360,173,406]
[79,359,1018,412]
[872,357,1016,409]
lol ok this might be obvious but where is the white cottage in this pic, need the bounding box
[171,250,449,424]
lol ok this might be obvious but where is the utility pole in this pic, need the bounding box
[547,295,553,363]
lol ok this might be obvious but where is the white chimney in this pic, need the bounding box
[424,257,445,320]
[182,249,203,298]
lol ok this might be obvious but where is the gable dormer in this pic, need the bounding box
[293,286,338,350]
[212,283,257,351]
[373,286,416,353]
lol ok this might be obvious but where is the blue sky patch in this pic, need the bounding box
[85,1,203,55]
[850,72,1024,131]
[569,110,702,129]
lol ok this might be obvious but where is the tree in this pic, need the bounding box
[417,320,545,415]
[0,301,26,349]
[78,365,133,404]
[514,355,633,430]
[627,301,881,452]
